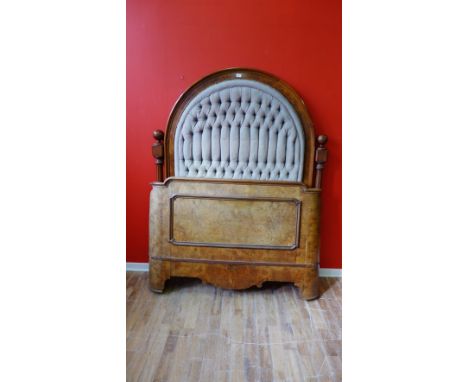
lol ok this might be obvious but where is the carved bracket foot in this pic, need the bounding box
[149,259,170,294]
[295,271,320,300]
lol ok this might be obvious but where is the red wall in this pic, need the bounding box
[127,0,342,268]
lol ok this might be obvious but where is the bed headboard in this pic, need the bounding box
[157,68,318,187]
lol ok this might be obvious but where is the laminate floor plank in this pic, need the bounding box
[127,272,342,382]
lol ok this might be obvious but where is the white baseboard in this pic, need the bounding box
[126,262,149,272]
[126,262,341,277]
[318,268,342,277]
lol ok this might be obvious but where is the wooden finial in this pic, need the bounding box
[317,135,328,146]
[152,130,165,182]
[314,135,328,188]
[153,130,164,142]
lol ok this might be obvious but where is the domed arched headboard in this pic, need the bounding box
[164,68,316,187]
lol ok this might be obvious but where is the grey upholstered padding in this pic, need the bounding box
[174,79,305,181]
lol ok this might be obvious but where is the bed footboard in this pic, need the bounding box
[149,178,321,300]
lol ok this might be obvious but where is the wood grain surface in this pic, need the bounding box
[149,178,321,299]
[171,195,299,249]
[127,271,342,382]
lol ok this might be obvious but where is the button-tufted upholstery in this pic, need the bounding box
[174,79,305,181]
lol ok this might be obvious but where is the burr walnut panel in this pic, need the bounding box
[149,178,321,299]
[170,195,300,249]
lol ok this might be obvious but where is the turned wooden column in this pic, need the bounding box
[314,135,328,188]
[152,130,165,182]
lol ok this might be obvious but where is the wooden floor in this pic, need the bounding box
[127,272,342,382]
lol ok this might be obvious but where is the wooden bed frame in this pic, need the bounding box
[149,68,328,299]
